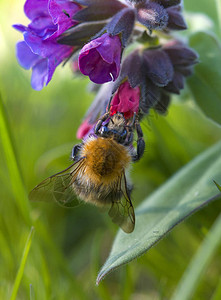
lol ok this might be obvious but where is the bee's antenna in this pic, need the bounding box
[106,94,114,112]
[109,116,114,124]
[131,112,136,127]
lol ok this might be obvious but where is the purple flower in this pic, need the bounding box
[112,39,198,115]
[78,33,122,84]
[13,0,80,90]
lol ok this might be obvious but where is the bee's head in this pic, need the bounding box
[98,113,127,143]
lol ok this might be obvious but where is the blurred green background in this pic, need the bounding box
[0,0,221,299]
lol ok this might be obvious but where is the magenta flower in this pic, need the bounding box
[110,81,140,119]
[13,0,80,90]
[78,33,122,84]
[76,117,94,139]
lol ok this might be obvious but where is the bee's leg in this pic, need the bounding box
[132,122,145,162]
[94,112,110,134]
[124,130,134,146]
[71,143,82,161]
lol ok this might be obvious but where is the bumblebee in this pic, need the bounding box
[29,112,145,233]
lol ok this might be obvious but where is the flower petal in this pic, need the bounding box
[142,48,174,86]
[77,117,94,139]
[31,58,48,90]
[137,1,168,30]
[16,41,41,70]
[24,0,49,20]
[49,0,80,37]
[78,33,121,84]
[110,81,140,118]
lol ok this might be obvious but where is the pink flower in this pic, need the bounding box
[76,117,94,139]
[110,81,140,119]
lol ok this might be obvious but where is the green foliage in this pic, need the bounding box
[171,213,221,300]
[188,32,221,125]
[97,141,221,283]
[10,227,35,300]
[0,0,221,299]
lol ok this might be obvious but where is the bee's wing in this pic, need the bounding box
[108,171,135,233]
[29,158,86,208]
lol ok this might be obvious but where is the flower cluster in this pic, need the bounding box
[14,0,198,138]
[13,0,80,90]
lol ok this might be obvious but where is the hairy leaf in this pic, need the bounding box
[97,140,221,284]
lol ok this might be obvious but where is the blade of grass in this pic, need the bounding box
[91,231,113,300]
[0,93,31,224]
[10,226,35,300]
[36,220,90,300]
[171,212,221,300]
[215,0,221,36]
[121,265,134,300]
[211,277,221,300]
[29,284,35,300]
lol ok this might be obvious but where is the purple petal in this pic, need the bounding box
[24,32,71,58]
[79,49,101,75]
[175,66,193,77]
[153,0,181,8]
[96,34,121,65]
[166,5,187,30]
[106,8,136,47]
[79,49,114,83]
[24,0,49,20]
[137,1,168,30]
[16,41,41,70]
[46,44,73,83]
[79,33,121,84]
[142,48,174,86]
[89,59,115,84]
[28,16,57,39]
[23,31,73,86]
[49,0,80,37]
[13,24,28,33]
[163,42,199,66]
[164,71,184,94]
[31,58,48,90]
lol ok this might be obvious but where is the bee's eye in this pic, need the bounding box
[101,126,108,135]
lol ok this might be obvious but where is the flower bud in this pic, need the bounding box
[136,1,168,30]
[150,0,181,8]
[166,5,187,30]
[142,48,174,86]
[112,39,198,116]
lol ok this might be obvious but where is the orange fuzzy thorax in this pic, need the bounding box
[80,137,131,185]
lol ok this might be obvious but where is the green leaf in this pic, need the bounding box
[97,141,221,284]
[171,213,221,300]
[188,31,221,125]
[211,277,221,300]
[10,227,35,300]
[0,93,31,224]
[184,0,219,32]
[213,180,221,192]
